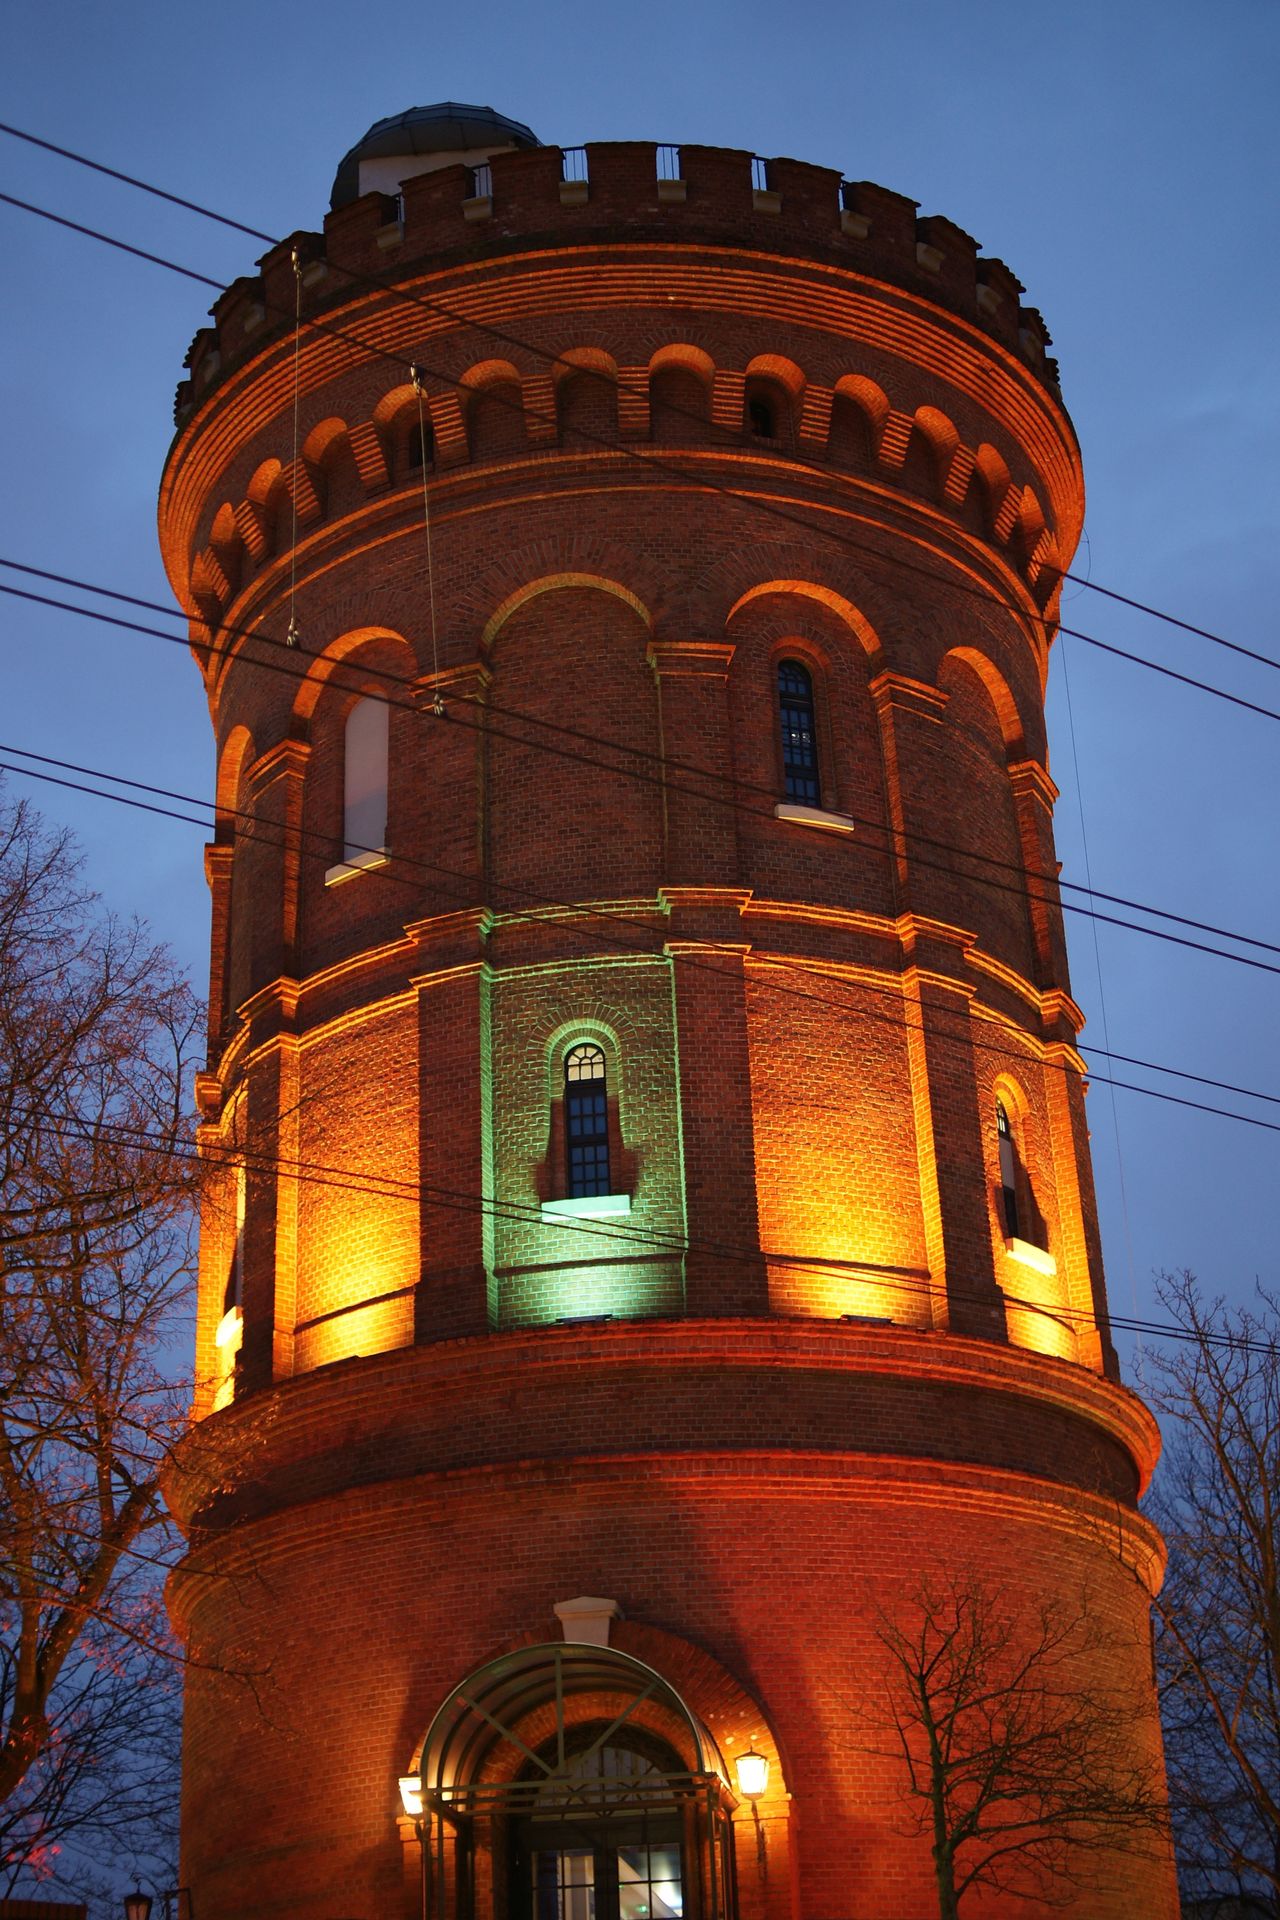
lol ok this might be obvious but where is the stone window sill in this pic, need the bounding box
[324,848,389,887]
[541,1194,633,1222]
[1004,1237,1057,1277]
[774,802,856,834]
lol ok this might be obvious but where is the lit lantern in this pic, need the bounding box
[123,1897,153,1920]
[734,1743,769,1800]
[399,1773,425,1818]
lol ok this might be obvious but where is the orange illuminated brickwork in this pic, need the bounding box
[162,112,1176,1918]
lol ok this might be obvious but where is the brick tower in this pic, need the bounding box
[160,106,1176,1920]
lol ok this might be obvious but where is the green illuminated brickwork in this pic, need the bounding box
[488,952,687,1327]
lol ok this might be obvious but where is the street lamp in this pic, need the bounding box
[398,1772,429,1920]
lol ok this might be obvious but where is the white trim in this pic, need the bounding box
[541,1193,633,1222]
[1004,1237,1057,1277]
[324,848,390,887]
[773,801,856,834]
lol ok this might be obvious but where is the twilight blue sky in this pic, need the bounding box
[1,0,1276,1371]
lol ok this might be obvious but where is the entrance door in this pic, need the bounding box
[530,1836,683,1920]
[516,1737,685,1920]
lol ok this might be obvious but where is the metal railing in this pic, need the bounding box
[656,143,683,181]
[560,145,589,183]
[465,163,492,201]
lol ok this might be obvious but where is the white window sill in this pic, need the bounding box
[324,848,389,887]
[541,1194,633,1222]
[774,802,856,835]
[1004,1237,1057,1277]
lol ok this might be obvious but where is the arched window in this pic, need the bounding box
[996,1098,1020,1239]
[778,660,820,804]
[213,1162,245,1411]
[565,1043,610,1198]
[343,696,389,865]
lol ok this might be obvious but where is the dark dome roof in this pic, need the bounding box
[330,102,541,208]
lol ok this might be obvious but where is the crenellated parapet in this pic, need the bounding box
[175,140,1060,425]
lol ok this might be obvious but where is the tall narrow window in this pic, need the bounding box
[343,696,388,864]
[778,660,820,803]
[214,1163,245,1412]
[997,1099,1020,1239]
[565,1044,610,1198]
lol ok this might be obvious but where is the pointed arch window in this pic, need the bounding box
[565,1044,610,1199]
[778,660,820,804]
[343,695,389,866]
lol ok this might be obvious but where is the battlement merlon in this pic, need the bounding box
[175,139,1064,422]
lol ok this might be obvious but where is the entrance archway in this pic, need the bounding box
[405,1643,739,1920]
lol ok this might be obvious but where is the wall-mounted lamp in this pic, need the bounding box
[399,1773,425,1819]
[123,1894,190,1920]
[734,1742,770,1800]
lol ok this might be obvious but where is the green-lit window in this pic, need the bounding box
[566,1044,610,1198]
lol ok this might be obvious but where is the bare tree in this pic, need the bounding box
[870,1567,1169,1917]
[0,792,200,1891]
[1147,1271,1280,1911]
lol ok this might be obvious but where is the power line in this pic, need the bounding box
[0,115,1268,677]
[15,1094,1280,1362]
[2,740,1278,1138]
[4,173,1277,730]
[3,169,1276,1128]
[5,568,1280,984]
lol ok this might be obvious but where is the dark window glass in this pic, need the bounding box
[997,1099,1020,1238]
[748,395,775,439]
[407,419,433,470]
[566,1044,610,1198]
[778,660,820,804]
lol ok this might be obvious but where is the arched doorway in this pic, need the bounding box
[406,1644,739,1920]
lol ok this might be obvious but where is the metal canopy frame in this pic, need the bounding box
[411,1642,738,1920]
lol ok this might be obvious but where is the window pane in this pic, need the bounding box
[616,1845,683,1920]
[536,1848,596,1920]
[566,1048,611,1197]
[778,661,819,803]
[343,696,388,861]
[566,1043,606,1082]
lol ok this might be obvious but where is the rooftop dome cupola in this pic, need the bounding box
[329,101,540,208]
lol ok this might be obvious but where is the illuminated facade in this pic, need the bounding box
[160,105,1176,1919]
